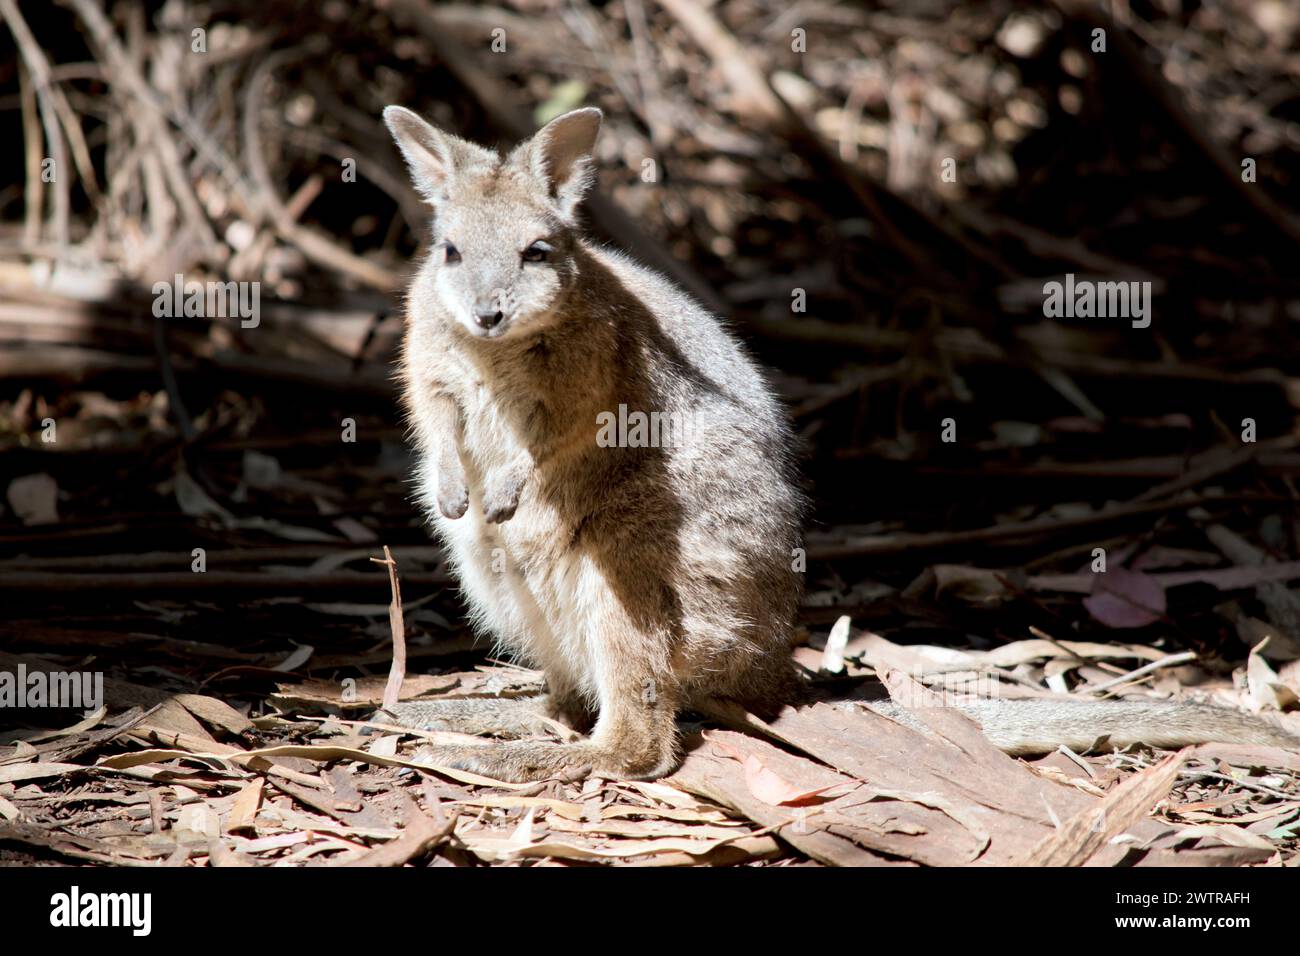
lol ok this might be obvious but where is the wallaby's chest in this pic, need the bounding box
[456,383,523,472]
[444,362,576,474]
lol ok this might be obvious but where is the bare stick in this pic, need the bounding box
[17,58,42,247]
[1082,651,1198,697]
[242,48,401,291]
[1,0,100,205]
[806,493,1232,559]
[58,0,218,252]
[0,569,449,593]
[3,0,70,246]
[370,545,408,713]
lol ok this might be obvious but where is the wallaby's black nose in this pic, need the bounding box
[474,308,504,329]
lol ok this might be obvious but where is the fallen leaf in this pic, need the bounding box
[1084,567,1166,628]
[6,473,58,525]
[1246,641,1299,712]
[225,780,264,834]
[1017,749,1187,866]
[708,735,846,806]
[272,643,314,672]
[1170,824,1277,852]
[821,615,851,673]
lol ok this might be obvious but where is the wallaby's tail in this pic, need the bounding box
[881,698,1300,755]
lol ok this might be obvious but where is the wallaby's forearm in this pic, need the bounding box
[411,389,469,520]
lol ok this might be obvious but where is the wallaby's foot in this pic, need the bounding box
[414,730,679,783]
[382,696,561,738]
[415,677,681,781]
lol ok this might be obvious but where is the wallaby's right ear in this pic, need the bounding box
[383,106,492,204]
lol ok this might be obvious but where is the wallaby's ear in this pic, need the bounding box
[383,105,493,204]
[524,107,602,219]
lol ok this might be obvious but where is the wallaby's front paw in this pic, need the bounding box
[482,471,528,524]
[437,475,469,520]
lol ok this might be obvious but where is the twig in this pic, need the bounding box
[1082,652,1198,697]
[3,0,69,246]
[0,570,450,593]
[0,0,101,203]
[17,58,42,247]
[0,544,444,572]
[1177,770,1295,802]
[371,545,408,713]
[805,493,1234,559]
[1133,436,1298,504]
[58,0,218,252]
[242,47,401,291]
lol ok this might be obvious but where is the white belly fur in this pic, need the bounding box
[424,470,605,704]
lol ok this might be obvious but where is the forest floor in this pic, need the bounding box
[3,0,1300,865]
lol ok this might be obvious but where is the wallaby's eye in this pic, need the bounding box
[443,242,461,265]
[522,241,551,264]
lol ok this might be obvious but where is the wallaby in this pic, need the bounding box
[381,105,805,781]
[381,105,1298,782]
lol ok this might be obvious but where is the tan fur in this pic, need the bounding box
[383,106,803,781]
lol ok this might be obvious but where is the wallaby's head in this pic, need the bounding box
[383,105,602,340]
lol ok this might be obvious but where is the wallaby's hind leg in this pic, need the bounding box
[411,690,679,782]
[538,686,598,734]
[412,618,681,782]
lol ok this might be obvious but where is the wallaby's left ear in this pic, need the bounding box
[525,108,602,219]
